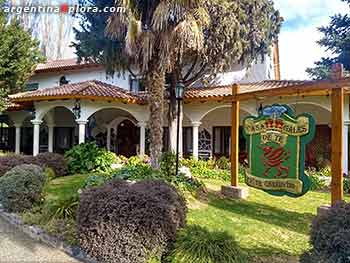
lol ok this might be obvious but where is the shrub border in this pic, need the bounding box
[0,203,96,263]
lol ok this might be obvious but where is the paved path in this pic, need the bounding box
[0,217,80,263]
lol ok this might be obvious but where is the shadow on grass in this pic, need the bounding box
[208,194,314,235]
[244,245,300,263]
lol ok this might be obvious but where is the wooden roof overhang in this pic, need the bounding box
[235,79,350,102]
[183,78,350,104]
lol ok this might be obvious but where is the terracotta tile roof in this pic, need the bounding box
[184,80,315,100]
[10,80,146,104]
[35,58,101,73]
[9,78,348,108]
[5,102,25,111]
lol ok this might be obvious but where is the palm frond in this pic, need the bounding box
[125,17,141,55]
[105,0,139,39]
[105,11,128,39]
[192,6,210,27]
[152,1,173,32]
[139,30,156,72]
[172,14,204,53]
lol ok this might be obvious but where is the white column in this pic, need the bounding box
[77,120,87,144]
[170,103,183,156]
[179,103,183,157]
[344,95,349,175]
[14,124,21,154]
[192,121,201,160]
[107,126,111,151]
[47,124,55,153]
[138,121,147,156]
[31,120,42,156]
[169,118,177,153]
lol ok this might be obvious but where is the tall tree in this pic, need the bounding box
[0,1,44,110]
[9,0,78,59]
[73,0,281,167]
[307,0,350,79]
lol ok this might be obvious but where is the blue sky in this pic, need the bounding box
[274,0,349,79]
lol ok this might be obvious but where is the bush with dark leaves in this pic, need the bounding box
[77,180,187,263]
[33,152,68,177]
[0,164,47,212]
[301,201,350,263]
[0,153,67,178]
[0,154,33,176]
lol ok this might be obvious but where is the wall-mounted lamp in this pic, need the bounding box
[258,103,263,115]
[72,99,81,119]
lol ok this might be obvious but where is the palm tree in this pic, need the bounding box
[106,0,209,168]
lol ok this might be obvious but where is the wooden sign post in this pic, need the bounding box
[231,84,239,187]
[331,87,344,205]
[222,84,249,199]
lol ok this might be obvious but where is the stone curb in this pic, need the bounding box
[0,203,97,263]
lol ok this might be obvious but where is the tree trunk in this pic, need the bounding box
[146,58,165,169]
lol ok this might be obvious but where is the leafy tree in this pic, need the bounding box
[307,0,350,79]
[0,2,44,110]
[73,0,282,167]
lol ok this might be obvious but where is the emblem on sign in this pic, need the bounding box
[243,104,315,197]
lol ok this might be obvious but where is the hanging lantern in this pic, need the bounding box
[72,99,81,119]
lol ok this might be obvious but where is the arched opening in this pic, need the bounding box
[41,106,76,154]
[117,120,138,157]
[188,105,251,160]
[288,103,332,169]
[21,114,36,155]
[0,114,14,152]
[87,108,140,156]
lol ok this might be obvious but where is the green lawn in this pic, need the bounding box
[44,175,341,262]
[44,174,88,202]
[187,180,339,262]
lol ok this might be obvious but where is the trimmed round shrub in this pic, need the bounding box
[33,152,68,177]
[167,225,247,263]
[77,180,187,263]
[301,201,350,262]
[0,154,34,176]
[0,164,47,212]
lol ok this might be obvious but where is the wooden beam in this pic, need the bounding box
[331,87,344,205]
[231,84,240,187]
[236,85,332,102]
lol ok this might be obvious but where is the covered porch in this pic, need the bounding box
[5,80,149,157]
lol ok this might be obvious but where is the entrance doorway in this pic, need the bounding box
[117,120,138,157]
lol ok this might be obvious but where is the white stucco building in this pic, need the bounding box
[2,52,349,174]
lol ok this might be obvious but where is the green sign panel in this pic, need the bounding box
[243,104,315,197]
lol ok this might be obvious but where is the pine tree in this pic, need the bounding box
[307,0,350,79]
[0,2,44,110]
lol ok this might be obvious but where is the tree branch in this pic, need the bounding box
[183,55,198,81]
[127,66,137,78]
[184,64,207,86]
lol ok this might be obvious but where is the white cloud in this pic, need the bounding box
[279,27,325,80]
[274,0,348,23]
[274,0,349,79]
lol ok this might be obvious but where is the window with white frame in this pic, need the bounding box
[129,75,145,92]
